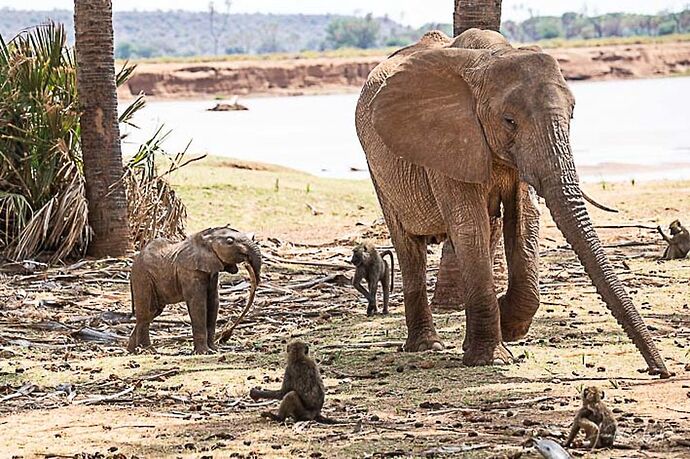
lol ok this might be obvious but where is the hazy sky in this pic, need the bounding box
[1,1,686,26]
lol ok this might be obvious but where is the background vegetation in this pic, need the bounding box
[0,23,189,262]
[0,8,688,60]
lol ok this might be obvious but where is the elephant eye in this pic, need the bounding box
[503,115,516,129]
[226,237,235,244]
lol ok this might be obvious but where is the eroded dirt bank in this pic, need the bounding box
[119,41,690,99]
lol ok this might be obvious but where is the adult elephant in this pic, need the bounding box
[355,29,669,377]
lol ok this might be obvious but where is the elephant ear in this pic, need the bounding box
[370,48,491,184]
[174,233,224,273]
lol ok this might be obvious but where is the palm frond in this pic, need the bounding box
[1,22,192,262]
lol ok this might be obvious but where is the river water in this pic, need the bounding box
[122,76,690,182]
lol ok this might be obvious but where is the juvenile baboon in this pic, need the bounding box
[350,242,394,316]
[250,341,338,423]
[658,220,690,260]
[565,386,616,449]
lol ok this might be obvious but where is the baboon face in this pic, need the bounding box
[351,245,369,266]
[287,341,308,357]
[583,386,603,404]
[669,220,683,235]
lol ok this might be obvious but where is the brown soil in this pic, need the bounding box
[1,180,689,458]
[119,42,690,100]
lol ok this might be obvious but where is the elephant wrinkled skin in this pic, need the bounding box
[355,28,669,376]
[128,226,261,354]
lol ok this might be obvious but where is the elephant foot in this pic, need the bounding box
[500,319,532,342]
[404,331,444,352]
[192,344,215,355]
[463,341,514,366]
[498,294,536,342]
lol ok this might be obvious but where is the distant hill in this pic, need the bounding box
[0,8,687,59]
[0,9,419,58]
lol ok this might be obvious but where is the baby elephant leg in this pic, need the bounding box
[206,273,220,351]
[128,277,160,353]
[182,276,211,354]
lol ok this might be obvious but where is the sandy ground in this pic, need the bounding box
[119,41,690,100]
[1,178,689,458]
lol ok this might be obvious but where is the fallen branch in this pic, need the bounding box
[263,253,351,270]
[0,383,36,402]
[73,386,135,405]
[288,274,350,290]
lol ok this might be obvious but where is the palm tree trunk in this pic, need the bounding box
[454,0,503,36]
[74,0,130,257]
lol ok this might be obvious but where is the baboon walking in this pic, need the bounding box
[350,242,394,315]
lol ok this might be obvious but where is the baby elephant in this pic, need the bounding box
[128,226,261,354]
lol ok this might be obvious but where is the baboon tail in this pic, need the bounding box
[381,250,394,293]
[314,414,343,425]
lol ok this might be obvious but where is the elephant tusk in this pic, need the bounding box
[216,261,258,344]
[581,190,619,213]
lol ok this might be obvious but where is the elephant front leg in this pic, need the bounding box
[183,277,211,354]
[206,273,220,352]
[430,177,511,366]
[500,182,540,342]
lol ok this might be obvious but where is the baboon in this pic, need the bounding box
[658,219,690,260]
[565,386,616,449]
[250,341,338,424]
[350,242,394,316]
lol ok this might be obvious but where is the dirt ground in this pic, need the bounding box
[1,179,690,458]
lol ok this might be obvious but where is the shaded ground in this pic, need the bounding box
[1,176,689,458]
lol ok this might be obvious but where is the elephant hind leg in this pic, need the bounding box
[381,204,441,352]
[432,216,503,315]
[128,276,160,353]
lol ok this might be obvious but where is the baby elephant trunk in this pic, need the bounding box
[216,240,261,344]
[246,240,262,283]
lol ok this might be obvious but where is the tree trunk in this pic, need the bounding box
[454,0,502,36]
[74,0,130,257]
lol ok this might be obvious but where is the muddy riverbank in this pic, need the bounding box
[118,41,690,100]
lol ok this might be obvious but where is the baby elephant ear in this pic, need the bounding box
[371,48,491,184]
[175,234,224,273]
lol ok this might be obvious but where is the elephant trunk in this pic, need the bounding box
[245,240,262,283]
[217,240,262,344]
[533,117,669,377]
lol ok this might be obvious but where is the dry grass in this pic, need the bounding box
[167,156,379,242]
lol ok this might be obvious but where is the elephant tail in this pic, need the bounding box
[129,278,135,317]
[381,250,394,293]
